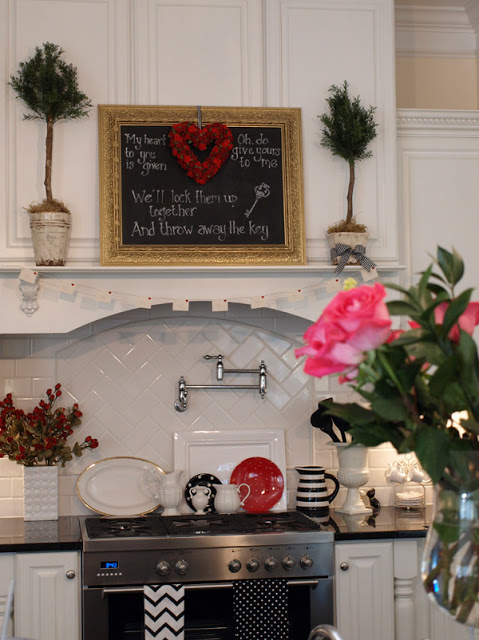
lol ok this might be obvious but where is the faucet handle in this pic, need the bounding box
[204,355,224,380]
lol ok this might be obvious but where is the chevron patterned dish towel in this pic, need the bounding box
[232,578,289,640]
[144,584,185,640]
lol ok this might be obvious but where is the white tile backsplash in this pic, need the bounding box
[0,305,423,516]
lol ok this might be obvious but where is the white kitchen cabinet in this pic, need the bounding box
[336,537,479,640]
[335,540,395,640]
[14,551,80,640]
[0,554,14,636]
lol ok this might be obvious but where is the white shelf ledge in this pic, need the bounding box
[0,263,407,275]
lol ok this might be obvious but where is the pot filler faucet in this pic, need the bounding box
[174,354,267,412]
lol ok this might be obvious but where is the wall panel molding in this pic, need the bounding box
[2,0,131,263]
[397,109,479,290]
[265,0,398,264]
[132,0,263,106]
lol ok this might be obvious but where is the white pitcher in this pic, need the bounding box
[144,469,184,516]
[214,483,251,514]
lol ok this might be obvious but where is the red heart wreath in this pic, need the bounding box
[169,121,234,185]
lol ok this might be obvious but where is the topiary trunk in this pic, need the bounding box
[45,114,53,201]
[346,162,355,224]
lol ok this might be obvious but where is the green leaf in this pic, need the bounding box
[386,301,419,316]
[442,289,473,335]
[385,282,412,296]
[441,382,469,415]
[371,396,407,421]
[417,263,435,307]
[437,246,464,286]
[414,428,451,483]
[406,341,442,365]
[455,332,479,418]
[391,328,426,345]
[323,402,375,426]
[429,356,458,396]
[349,423,403,448]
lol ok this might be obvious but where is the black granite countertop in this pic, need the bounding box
[0,507,431,552]
[325,505,431,540]
[0,516,82,552]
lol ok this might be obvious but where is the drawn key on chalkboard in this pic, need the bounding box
[244,183,271,218]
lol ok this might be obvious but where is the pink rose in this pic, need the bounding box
[409,301,479,343]
[296,283,392,380]
[298,321,364,379]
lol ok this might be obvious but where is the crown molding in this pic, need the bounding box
[397,108,479,131]
[395,5,477,57]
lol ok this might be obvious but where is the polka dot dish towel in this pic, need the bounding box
[232,579,289,640]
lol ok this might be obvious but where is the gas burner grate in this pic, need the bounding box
[85,515,169,538]
[161,511,323,536]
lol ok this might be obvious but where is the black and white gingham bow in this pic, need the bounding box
[330,243,376,275]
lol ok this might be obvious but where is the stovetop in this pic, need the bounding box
[85,511,322,538]
[81,511,333,551]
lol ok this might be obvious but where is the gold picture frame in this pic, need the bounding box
[99,105,305,266]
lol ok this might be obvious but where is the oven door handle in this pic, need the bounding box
[101,578,321,596]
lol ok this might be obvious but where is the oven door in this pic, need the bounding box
[82,578,333,640]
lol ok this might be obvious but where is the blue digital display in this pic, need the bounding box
[101,561,119,569]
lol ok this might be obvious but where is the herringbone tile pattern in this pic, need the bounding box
[56,318,314,482]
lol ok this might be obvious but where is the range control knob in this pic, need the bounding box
[282,555,295,570]
[300,555,314,569]
[175,560,189,575]
[264,557,278,572]
[228,559,242,573]
[246,558,260,573]
[156,561,171,576]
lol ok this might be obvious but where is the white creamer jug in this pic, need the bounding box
[214,483,251,514]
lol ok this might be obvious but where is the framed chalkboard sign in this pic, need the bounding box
[99,105,305,266]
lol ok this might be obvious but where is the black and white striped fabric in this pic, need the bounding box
[232,579,289,640]
[144,584,185,640]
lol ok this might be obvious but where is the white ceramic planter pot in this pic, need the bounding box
[23,466,59,521]
[29,211,71,266]
[326,231,369,266]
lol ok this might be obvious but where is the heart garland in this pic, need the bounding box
[169,121,234,185]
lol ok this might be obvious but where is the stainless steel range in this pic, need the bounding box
[80,511,334,640]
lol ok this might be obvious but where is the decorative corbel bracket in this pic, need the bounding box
[19,277,39,316]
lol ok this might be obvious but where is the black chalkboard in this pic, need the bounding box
[120,124,284,246]
[99,106,305,266]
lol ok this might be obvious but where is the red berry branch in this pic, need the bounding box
[0,384,98,466]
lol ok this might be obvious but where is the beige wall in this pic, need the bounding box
[396,56,478,109]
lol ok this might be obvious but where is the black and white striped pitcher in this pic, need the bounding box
[295,466,340,514]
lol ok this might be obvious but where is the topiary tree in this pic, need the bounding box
[318,81,378,233]
[9,42,92,213]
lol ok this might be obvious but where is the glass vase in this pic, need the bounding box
[422,460,479,628]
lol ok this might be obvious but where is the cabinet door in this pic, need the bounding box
[14,551,80,640]
[335,541,394,640]
[0,554,14,636]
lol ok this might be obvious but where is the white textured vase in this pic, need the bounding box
[23,466,59,521]
[333,443,372,515]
